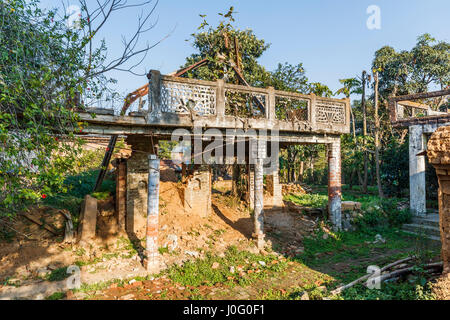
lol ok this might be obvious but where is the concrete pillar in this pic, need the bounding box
[145,154,160,273]
[409,125,426,216]
[427,126,450,274]
[248,164,255,210]
[77,195,98,243]
[328,139,342,231]
[253,158,265,249]
[266,155,283,207]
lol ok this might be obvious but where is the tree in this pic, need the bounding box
[182,7,270,86]
[336,78,362,138]
[308,82,333,97]
[373,33,450,99]
[373,69,384,198]
[267,62,309,93]
[0,0,161,216]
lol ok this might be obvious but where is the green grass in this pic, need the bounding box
[46,267,71,282]
[165,246,288,287]
[46,292,66,300]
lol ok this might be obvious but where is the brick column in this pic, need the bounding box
[328,139,342,231]
[145,154,160,273]
[115,160,127,232]
[428,126,450,274]
[125,135,157,238]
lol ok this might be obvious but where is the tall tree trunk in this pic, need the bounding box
[232,163,240,197]
[298,160,304,182]
[374,71,384,198]
[361,70,368,194]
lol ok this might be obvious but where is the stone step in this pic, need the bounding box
[401,230,441,242]
[402,223,441,238]
[411,215,440,228]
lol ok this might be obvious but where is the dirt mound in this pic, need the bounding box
[432,274,450,300]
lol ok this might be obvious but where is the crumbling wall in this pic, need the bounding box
[125,136,155,238]
[428,126,450,274]
[183,167,211,218]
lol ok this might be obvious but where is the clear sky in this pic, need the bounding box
[41,0,450,100]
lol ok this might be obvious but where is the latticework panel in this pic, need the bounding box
[275,96,309,121]
[315,100,346,124]
[160,81,216,116]
[225,89,267,118]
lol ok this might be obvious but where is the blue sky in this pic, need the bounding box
[41,0,450,99]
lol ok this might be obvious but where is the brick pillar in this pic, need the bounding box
[428,126,450,274]
[254,158,265,249]
[328,139,342,231]
[115,160,127,231]
[125,136,156,238]
[145,155,160,273]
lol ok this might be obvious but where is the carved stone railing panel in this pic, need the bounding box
[160,80,216,116]
[142,71,350,134]
[274,95,310,122]
[315,99,346,125]
[224,88,267,118]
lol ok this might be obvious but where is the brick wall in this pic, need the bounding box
[428,126,450,274]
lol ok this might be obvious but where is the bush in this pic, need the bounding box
[354,198,411,230]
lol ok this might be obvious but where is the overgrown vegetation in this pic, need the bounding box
[166,246,288,287]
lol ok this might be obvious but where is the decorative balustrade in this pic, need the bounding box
[141,70,350,134]
[389,89,450,127]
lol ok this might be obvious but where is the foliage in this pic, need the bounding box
[380,138,410,197]
[183,7,270,86]
[0,0,157,217]
[341,282,435,300]
[373,33,450,97]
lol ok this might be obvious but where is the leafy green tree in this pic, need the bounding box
[373,33,450,99]
[308,82,333,97]
[0,0,159,216]
[182,7,270,86]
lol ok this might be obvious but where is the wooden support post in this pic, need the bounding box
[145,154,160,273]
[253,157,265,249]
[328,139,342,231]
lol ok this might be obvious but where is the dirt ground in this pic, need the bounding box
[0,167,318,298]
[432,274,450,299]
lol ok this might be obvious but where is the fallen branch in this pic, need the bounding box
[330,256,413,295]
[0,218,31,239]
[380,262,443,282]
